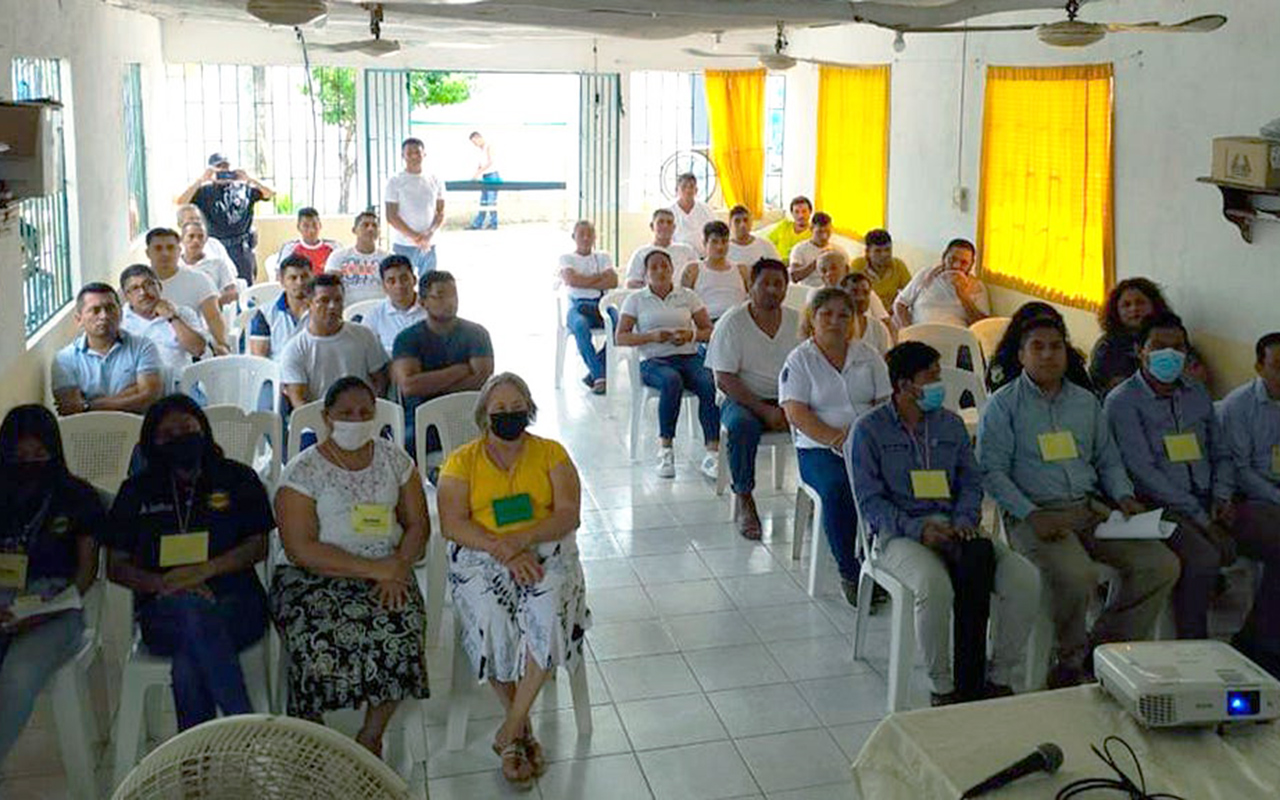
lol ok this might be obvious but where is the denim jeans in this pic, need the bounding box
[720,397,780,494]
[567,298,606,382]
[639,353,720,443]
[0,610,84,763]
[796,447,860,581]
[392,242,438,275]
[139,585,267,731]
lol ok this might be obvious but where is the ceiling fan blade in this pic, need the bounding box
[311,40,369,52]
[682,47,755,58]
[897,23,1038,34]
[312,38,401,55]
[1105,14,1227,33]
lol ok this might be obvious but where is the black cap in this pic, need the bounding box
[207,152,230,167]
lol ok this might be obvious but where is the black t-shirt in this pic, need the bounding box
[0,470,104,597]
[106,457,272,607]
[192,182,265,241]
[393,317,494,417]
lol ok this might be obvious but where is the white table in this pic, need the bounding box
[851,685,1280,799]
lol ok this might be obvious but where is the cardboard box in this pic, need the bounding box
[0,102,57,157]
[1212,136,1280,189]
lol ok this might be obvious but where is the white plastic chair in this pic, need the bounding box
[969,317,1011,368]
[792,479,838,597]
[181,355,280,415]
[849,499,916,713]
[715,429,791,498]
[554,294,608,391]
[205,404,283,488]
[243,280,283,311]
[344,298,383,323]
[57,411,143,495]
[623,347,699,461]
[899,323,983,372]
[783,283,810,312]
[287,398,404,460]
[940,365,989,437]
[599,289,632,401]
[227,304,262,355]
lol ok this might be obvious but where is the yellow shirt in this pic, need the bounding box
[440,434,571,536]
[851,256,913,310]
[765,221,812,263]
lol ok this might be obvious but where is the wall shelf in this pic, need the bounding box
[1198,177,1280,243]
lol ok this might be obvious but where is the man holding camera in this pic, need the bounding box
[176,152,275,285]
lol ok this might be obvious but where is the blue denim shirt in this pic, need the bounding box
[1220,377,1280,506]
[50,330,161,401]
[850,402,982,543]
[978,372,1132,520]
[1103,371,1231,526]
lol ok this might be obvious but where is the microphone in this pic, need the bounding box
[960,743,1064,799]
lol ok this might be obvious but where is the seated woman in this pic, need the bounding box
[680,220,748,323]
[0,405,103,764]
[1090,278,1172,394]
[105,395,270,731]
[987,302,1094,393]
[437,373,589,790]
[617,249,721,480]
[839,271,893,355]
[780,288,891,605]
[273,376,430,757]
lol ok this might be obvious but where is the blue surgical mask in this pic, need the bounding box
[918,382,946,412]
[1147,348,1186,384]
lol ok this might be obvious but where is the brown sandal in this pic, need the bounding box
[493,739,534,790]
[519,730,547,778]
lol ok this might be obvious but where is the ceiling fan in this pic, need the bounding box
[684,22,843,70]
[245,0,328,27]
[309,3,402,56]
[872,0,1227,48]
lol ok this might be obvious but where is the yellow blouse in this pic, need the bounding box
[440,434,571,536]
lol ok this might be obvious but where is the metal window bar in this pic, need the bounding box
[362,69,411,220]
[578,73,621,260]
[123,63,149,239]
[12,57,72,338]
[765,74,786,210]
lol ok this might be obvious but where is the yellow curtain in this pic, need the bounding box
[978,64,1114,311]
[704,69,766,218]
[815,64,891,240]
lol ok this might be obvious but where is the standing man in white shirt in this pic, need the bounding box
[558,220,617,394]
[119,264,209,391]
[179,220,239,308]
[324,210,390,304]
[467,131,500,230]
[788,212,847,286]
[357,254,427,355]
[384,137,445,276]
[670,172,717,257]
[624,209,698,289]
[727,204,780,267]
[145,227,230,354]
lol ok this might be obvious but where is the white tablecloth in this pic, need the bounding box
[851,685,1280,799]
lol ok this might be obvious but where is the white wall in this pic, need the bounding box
[0,0,164,411]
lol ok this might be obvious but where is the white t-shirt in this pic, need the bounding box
[690,262,747,321]
[121,305,206,391]
[619,286,706,360]
[278,439,414,562]
[181,253,237,292]
[857,316,893,356]
[727,236,780,268]
[160,267,218,319]
[324,246,390,304]
[670,200,718,257]
[897,266,990,328]
[279,322,390,403]
[384,171,445,247]
[358,297,427,355]
[704,302,800,400]
[803,284,891,322]
[201,236,231,263]
[789,240,848,287]
[625,243,699,286]
[778,338,891,450]
[557,251,615,301]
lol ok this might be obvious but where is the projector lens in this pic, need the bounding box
[1227,690,1260,716]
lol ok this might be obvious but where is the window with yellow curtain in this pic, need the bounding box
[704,69,767,219]
[978,64,1114,311]
[815,64,890,240]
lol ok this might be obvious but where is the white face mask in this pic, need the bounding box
[329,419,376,451]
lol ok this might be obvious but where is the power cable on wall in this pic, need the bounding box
[294,26,320,209]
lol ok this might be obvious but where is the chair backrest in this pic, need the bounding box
[414,391,481,468]
[784,283,810,312]
[57,412,142,495]
[343,298,383,323]
[204,404,282,487]
[243,280,283,311]
[898,323,983,372]
[599,289,631,346]
[228,304,261,354]
[969,317,1011,367]
[287,398,405,461]
[261,253,280,281]
[940,365,989,414]
[180,355,280,414]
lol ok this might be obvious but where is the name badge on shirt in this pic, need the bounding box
[493,493,535,528]
[159,532,209,568]
[1163,433,1202,463]
[0,553,29,589]
[351,504,393,537]
[1037,431,1079,462]
[910,470,951,500]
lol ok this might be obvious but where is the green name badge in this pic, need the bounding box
[493,493,535,528]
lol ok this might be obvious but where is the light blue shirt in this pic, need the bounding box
[1104,371,1231,526]
[51,330,161,402]
[249,293,308,359]
[977,372,1132,520]
[1220,377,1280,506]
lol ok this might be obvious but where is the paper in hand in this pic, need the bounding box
[1094,509,1176,540]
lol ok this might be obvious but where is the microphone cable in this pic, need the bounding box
[1055,736,1187,799]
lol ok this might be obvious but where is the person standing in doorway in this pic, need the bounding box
[176,153,274,285]
[467,132,500,231]
[385,137,446,276]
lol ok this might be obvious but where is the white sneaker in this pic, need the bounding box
[699,452,719,480]
[656,448,676,479]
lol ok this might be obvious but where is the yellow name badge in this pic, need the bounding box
[351,504,392,537]
[1037,431,1079,462]
[910,470,951,500]
[1164,432,1203,463]
[159,532,210,568]
[0,553,29,590]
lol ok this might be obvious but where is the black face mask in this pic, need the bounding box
[489,411,530,442]
[154,433,206,471]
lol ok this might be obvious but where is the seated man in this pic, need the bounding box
[894,238,988,329]
[52,283,163,416]
[853,341,1039,705]
[324,210,389,304]
[680,221,748,323]
[977,313,1179,688]
[357,254,426,355]
[119,264,209,392]
[392,270,494,456]
[249,254,312,360]
[179,219,239,307]
[851,228,913,311]
[805,251,891,329]
[669,172,717,257]
[278,206,340,276]
[279,273,389,413]
[788,212,845,286]
[145,227,230,354]
[1104,311,1233,640]
[726,204,780,267]
[766,195,813,263]
[705,258,798,539]
[176,204,231,263]
[1219,332,1280,675]
[558,219,617,394]
[624,208,698,289]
